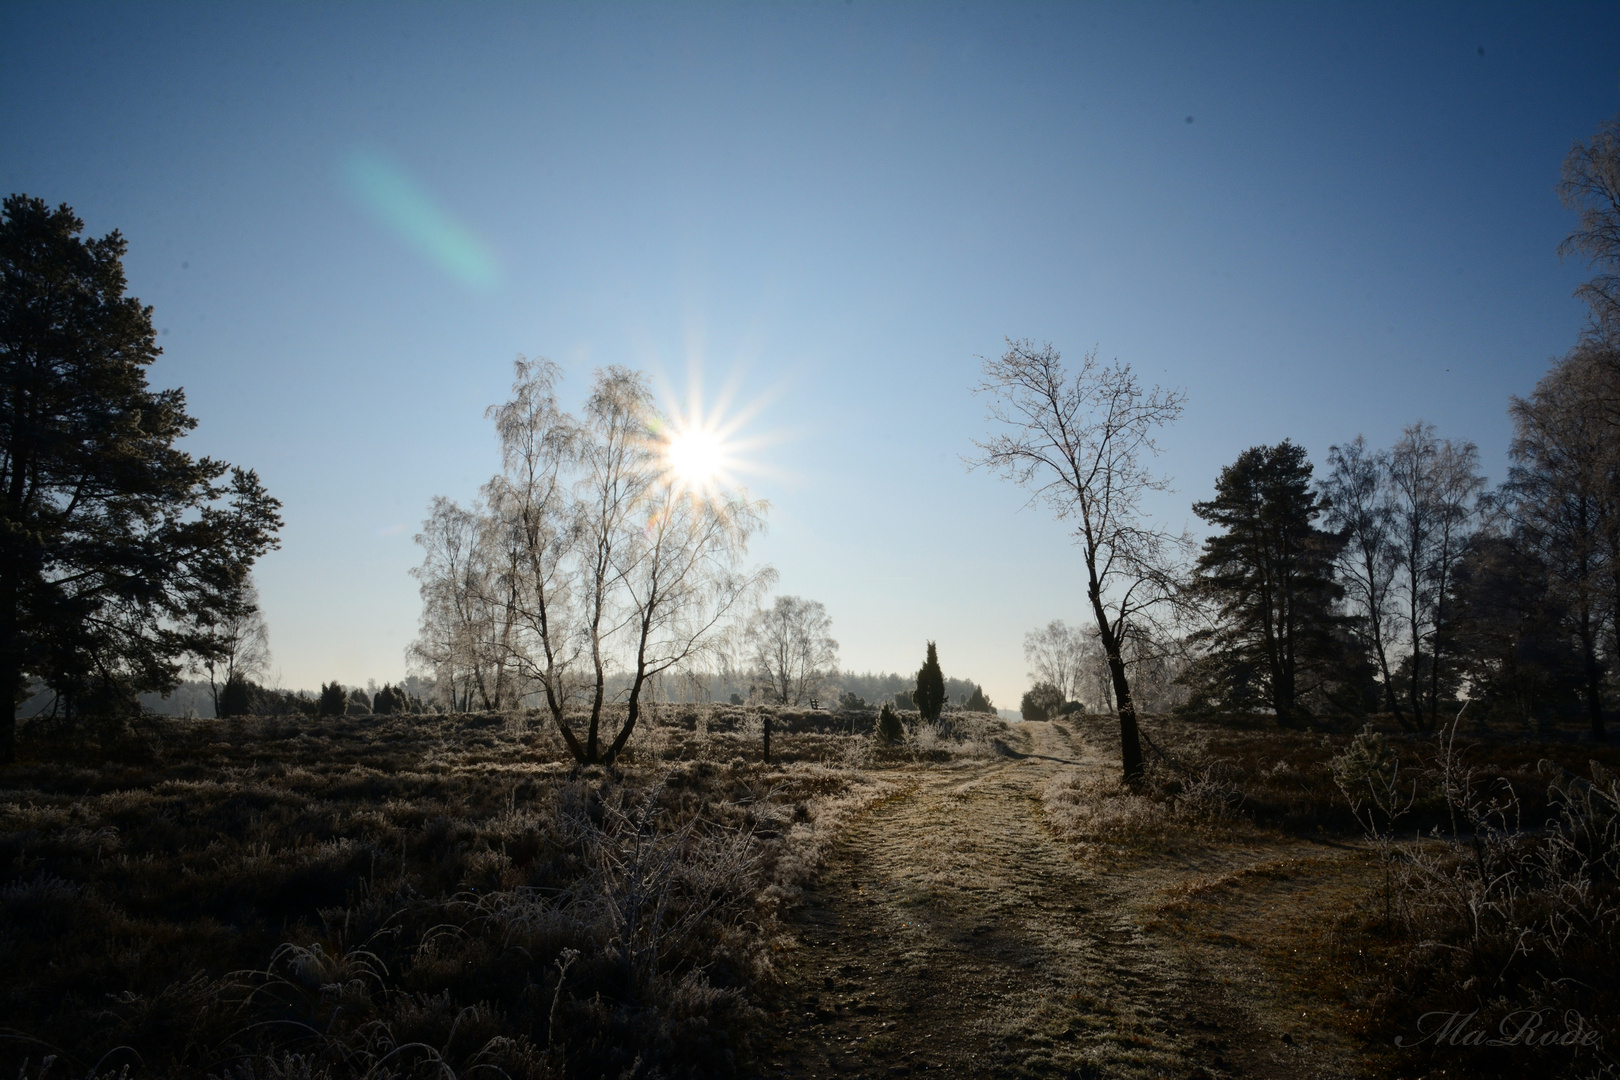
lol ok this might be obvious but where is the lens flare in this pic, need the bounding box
[341,149,499,291]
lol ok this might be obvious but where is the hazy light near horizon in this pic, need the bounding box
[340,148,499,291]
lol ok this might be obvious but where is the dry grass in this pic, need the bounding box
[1047,711,1620,1079]
[0,706,917,1080]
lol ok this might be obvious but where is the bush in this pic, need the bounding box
[372,683,405,715]
[877,703,904,743]
[963,684,995,714]
[1020,682,1064,721]
[316,682,347,718]
[218,676,255,719]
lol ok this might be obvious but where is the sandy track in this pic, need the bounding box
[759,721,1361,1079]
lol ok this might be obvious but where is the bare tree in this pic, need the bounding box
[484,358,582,731]
[1323,436,1407,726]
[1388,423,1484,730]
[405,495,511,712]
[1510,354,1615,741]
[193,575,271,718]
[748,595,839,706]
[415,360,771,764]
[1560,115,1620,338]
[972,340,1188,783]
[1022,619,1087,703]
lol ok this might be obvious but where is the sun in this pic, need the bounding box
[664,425,727,490]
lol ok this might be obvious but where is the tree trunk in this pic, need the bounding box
[1580,605,1606,742]
[0,561,15,765]
[763,711,772,764]
[1089,591,1143,784]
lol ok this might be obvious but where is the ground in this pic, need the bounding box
[759,720,1373,1079]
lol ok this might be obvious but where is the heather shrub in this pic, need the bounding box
[876,703,904,743]
[0,709,886,1080]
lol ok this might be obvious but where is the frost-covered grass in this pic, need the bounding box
[0,707,909,1080]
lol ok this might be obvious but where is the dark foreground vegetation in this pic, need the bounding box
[0,706,1004,1080]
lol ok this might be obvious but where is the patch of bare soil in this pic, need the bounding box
[758,721,1373,1079]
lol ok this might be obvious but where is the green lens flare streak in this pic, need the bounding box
[342,149,499,290]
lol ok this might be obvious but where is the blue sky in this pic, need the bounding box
[2,1,1616,708]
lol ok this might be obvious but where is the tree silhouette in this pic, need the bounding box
[972,341,1188,783]
[913,641,945,721]
[1186,441,1348,726]
[0,196,281,761]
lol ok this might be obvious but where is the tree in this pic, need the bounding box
[1387,423,1485,730]
[1559,114,1620,338]
[1322,437,1408,725]
[912,641,945,721]
[1447,531,1583,729]
[0,196,281,761]
[963,684,995,713]
[414,360,772,765]
[747,595,839,705]
[316,681,347,718]
[194,575,271,719]
[407,496,511,712]
[217,675,256,719]
[1508,354,1614,740]
[972,340,1188,782]
[1022,620,1088,702]
[1185,442,1350,726]
[1020,682,1064,722]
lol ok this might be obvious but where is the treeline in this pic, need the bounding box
[1178,383,1616,737]
[1174,117,1620,737]
[992,114,1620,772]
[1020,349,1619,737]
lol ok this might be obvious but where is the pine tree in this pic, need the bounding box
[0,195,281,760]
[1185,441,1354,725]
[913,641,945,721]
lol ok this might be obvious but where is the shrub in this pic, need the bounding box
[963,684,995,714]
[372,684,405,715]
[1020,682,1064,721]
[218,675,255,719]
[316,682,347,717]
[877,703,904,743]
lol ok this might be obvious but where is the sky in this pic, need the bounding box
[2,1,1617,710]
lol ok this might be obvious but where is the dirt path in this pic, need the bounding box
[759,721,1364,1079]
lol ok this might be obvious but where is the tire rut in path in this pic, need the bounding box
[759,721,1326,1079]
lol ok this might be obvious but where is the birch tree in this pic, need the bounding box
[1323,437,1407,725]
[412,361,771,765]
[748,595,839,706]
[972,340,1188,783]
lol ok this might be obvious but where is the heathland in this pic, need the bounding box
[4,706,1618,1080]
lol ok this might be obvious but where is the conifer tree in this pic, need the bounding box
[0,195,282,761]
[1185,441,1354,725]
[317,682,347,717]
[876,702,904,743]
[913,641,946,721]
